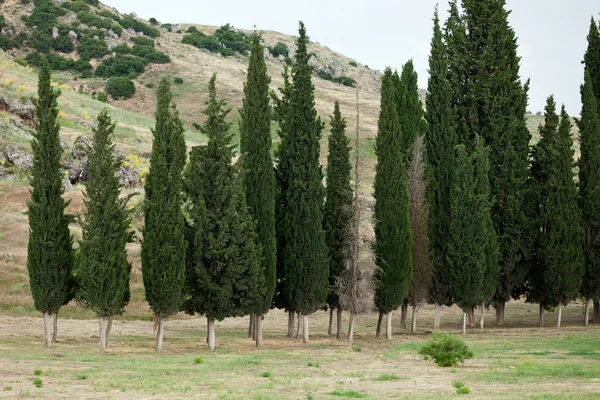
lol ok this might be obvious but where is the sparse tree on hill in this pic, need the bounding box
[183,74,264,351]
[239,33,276,347]
[324,101,353,339]
[78,110,133,351]
[578,71,600,326]
[141,78,187,352]
[27,57,74,349]
[373,67,412,340]
[279,22,328,344]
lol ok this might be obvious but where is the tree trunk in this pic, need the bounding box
[400,303,408,329]
[256,314,263,348]
[376,311,383,337]
[584,298,590,326]
[594,301,600,323]
[105,316,113,347]
[154,314,159,338]
[248,313,254,339]
[296,312,301,339]
[411,305,417,333]
[336,307,342,340]
[99,317,106,351]
[328,308,334,336]
[479,302,485,330]
[495,301,505,326]
[467,306,475,328]
[287,310,294,337]
[347,312,355,344]
[556,303,562,328]
[52,313,58,343]
[302,315,309,344]
[385,312,392,340]
[207,318,215,351]
[539,304,544,327]
[155,315,164,352]
[43,312,51,349]
[462,310,467,335]
[433,303,441,330]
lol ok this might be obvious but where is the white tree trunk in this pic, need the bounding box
[155,315,165,352]
[480,302,485,330]
[556,303,562,328]
[539,304,544,327]
[296,312,302,339]
[287,310,294,338]
[462,311,467,335]
[411,306,417,333]
[433,303,441,330]
[256,314,263,348]
[347,312,355,344]
[43,312,52,349]
[336,307,342,340]
[52,313,58,343]
[584,298,589,326]
[207,318,215,351]
[99,317,106,351]
[105,316,113,347]
[328,308,334,336]
[302,315,309,344]
[385,312,392,340]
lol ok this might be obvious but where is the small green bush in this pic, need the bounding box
[76,374,87,380]
[61,1,90,13]
[97,92,108,102]
[96,10,120,22]
[193,357,204,364]
[95,55,145,78]
[77,36,109,60]
[182,23,249,56]
[316,70,356,87]
[349,61,358,67]
[269,42,289,58]
[145,83,154,89]
[418,333,473,367]
[34,369,42,376]
[260,371,272,378]
[131,36,154,47]
[149,17,158,26]
[25,51,93,75]
[119,16,160,38]
[83,0,99,6]
[161,23,172,32]
[173,77,183,84]
[77,11,117,31]
[33,378,42,388]
[329,390,366,398]
[187,26,198,33]
[105,77,135,100]
[14,58,27,66]
[4,386,12,391]
[452,381,470,394]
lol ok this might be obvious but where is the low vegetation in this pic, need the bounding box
[316,70,356,87]
[418,333,474,367]
[182,23,249,56]
[105,77,136,100]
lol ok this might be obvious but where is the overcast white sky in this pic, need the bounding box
[103,0,599,115]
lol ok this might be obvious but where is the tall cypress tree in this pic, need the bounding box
[542,106,585,327]
[27,58,74,349]
[184,74,264,351]
[239,33,276,347]
[579,71,600,325]
[79,110,133,351]
[373,67,412,339]
[584,18,600,105]
[141,78,187,352]
[397,59,424,158]
[281,22,328,343]
[425,8,457,329]
[324,101,352,339]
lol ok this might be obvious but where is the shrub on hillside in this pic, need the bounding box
[27,30,53,52]
[25,51,93,74]
[76,11,121,34]
[418,333,473,367]
[149,17,158,26]
[52,35,75,53]
[96,10,120,22]
[83,0,99,6]
[187,26,198,33]
[269,42,289,58]
[316,70,356,87]
[173,77,183,84]
[95,55,145,78]
[105,77,135,100]
[61,1,90,13]
[161,23,172,32]
[96,91,108,102]
[114,44,169,64]
[349,60,358,67]
[23,0,66,31]
[77,36,109,60]
[182,23,249,56]
[119,16,160,38]
[0,34,10,51]
[131,36,154,47]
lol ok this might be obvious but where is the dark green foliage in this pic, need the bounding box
[541,106,584,305]
[141,78,186,319]
[182,24,249,56]
[316,70,356,87]
[76,11,121,32]
[425,9,456,307]
[119,16,160,38]
[323,101,352,312]
[105,77,135,100]
[52,35,74,53]
[584,18,600,103]
[0,15,6,30]
[27,58,74,316]
[27,30,53,53]
[418,333,473,367]
[183,74,264,320]
[96,92,107,102]
[173,77,183,84]
[25,52,92,74]
[61,1,90,13]
[0,35,10,51]
[269,42,289,58]
[239,34,277,316]
[114,44,170,64]
[396,60,423,158]
[96,10,121,22]
[187,26,198,33]
[579,71,600,302]
[149,17,158,26]
[349,61,357,67]
[161,23,172,32]
[131,36,155,47]
[447,140,498,310]
[280,22,329,315]
[373,68,412,314]
[78,111,132,318]
[83,0,99,6]
[95,55,145,78]
[24,0,66,31]
[77,36,109,60]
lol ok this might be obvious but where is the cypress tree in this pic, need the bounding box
[184,74,264,351]
[79,110,133,351]
[239,33,276,347]
[141,78,187,352]
[578,70,600,325]
[397,59,424,158]
[425,7,457,329]
[542,106,585,327]
[323,101,352,339]
[281,22,328,343]
[584,18,600,104]
[27,58,74,348]
[373,67,412,339]
[447,139,497,335]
